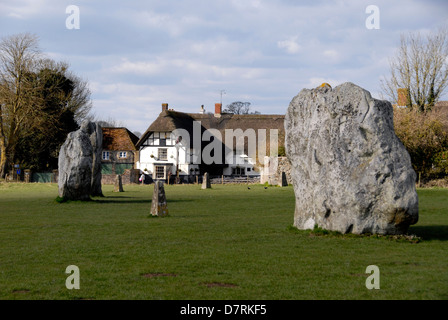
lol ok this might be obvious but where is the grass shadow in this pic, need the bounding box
[408,225,448,241]
[92,198,195,204]
[93,199,151,204]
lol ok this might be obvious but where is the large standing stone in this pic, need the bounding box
[58,128,93,201]
[83,121,103,197]
[285,82,418,235]
[151,181,169,216]
[201,172,211,189]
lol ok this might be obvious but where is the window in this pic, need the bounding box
[102,151,110,160]
[118,151,127,159]
[155,166,165,179]
[160,132,167,146]
[145,132,173,146]
[232,167,245,175]
[158,148,168,161]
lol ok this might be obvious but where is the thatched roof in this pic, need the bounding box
[136,110,285,149]
[102,127,139,151]
[435,101,448,107]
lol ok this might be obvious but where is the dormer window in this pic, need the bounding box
[145,132,173,146]
[119,151,127,159]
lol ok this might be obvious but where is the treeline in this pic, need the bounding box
[0,33,92,176]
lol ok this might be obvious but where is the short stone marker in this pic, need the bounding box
[279,171,288,187]
[151,180,169,217]
[201,172,211,189]
[113,175,124,192]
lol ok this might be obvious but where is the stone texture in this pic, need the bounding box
[83,121,103,197]
[58,128,93,201]
[113,174,124,192]
[285,82,418,235]
[151,181,169,216]
[201,172,211,189]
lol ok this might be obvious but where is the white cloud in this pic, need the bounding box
[323,49,339,61]
[0,0,57,19]
[277,36,301,54]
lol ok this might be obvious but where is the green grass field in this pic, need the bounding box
[0,182,447,300]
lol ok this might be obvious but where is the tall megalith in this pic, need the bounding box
[58,125,93,201]
[285,82,418,235]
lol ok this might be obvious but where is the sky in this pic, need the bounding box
[1,0,447,135]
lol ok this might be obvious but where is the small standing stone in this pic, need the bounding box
[151,181,169,217]
[114,175,124,192]
[201,172,211,189]
[279,171,288,187]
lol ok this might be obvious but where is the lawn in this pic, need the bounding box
[0,182,446,300]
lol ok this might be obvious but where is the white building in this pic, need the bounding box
[135,103,285,183]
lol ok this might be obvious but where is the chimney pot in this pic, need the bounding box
[214,103,222,117]
[162,103,168,112]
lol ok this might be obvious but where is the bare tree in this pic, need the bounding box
[381,27,448,112]
[223,101,259,114]
[0,33,41,177]
[0,33,92,177]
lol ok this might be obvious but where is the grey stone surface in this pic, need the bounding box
[285,82,418,235]
[83,121,103,197]
[113,174,124,192]
[151,181,168,216]
[201,172,211,189]
[58,128,93,201]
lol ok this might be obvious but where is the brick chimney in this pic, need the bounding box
[214,103,222,117]
[397,88,409,107]
[162,103,168,112]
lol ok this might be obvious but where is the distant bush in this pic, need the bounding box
[393,106,448,180]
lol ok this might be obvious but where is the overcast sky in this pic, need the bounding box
[1,0,447,134]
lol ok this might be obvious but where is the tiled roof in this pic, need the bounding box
[102,127,139,151]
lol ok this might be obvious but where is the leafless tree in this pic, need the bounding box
[0,33,41,177]
[381,27,448,112]
[0,33,92,177]
[223,101,259,114]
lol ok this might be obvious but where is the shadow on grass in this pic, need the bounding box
[93,199,152,204]
[409,225,448,241]
[92,198,194,204]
